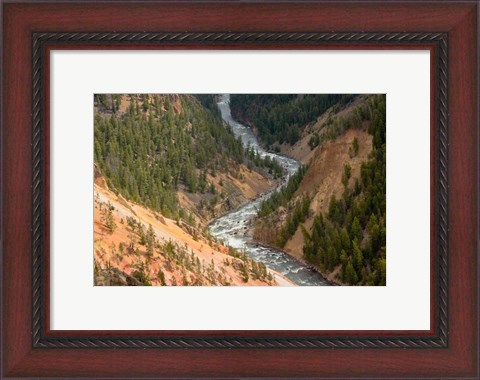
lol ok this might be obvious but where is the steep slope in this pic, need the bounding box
[230,94,356,148]
[94,94,282,227]
[254,128,372,252]
[280,95,373,164]
[252,95,386,285]
[94,181,292,286]
[93,94,292,286]
[282,128,372,260]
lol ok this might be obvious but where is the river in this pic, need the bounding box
[208,94,330,286]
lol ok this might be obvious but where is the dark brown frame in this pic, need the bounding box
[2,1,478,378]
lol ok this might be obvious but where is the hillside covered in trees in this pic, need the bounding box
[252,95,386,285]
[94,94,283,225]
[93,93,386,287]
[93,182,283,286]
[93,94,291,287]
[230,94,356,148]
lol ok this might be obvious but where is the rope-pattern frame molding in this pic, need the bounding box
[32,32,448,349]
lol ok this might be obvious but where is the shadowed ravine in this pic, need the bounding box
[209,94,330,286]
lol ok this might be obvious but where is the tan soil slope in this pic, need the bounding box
[252,95,375,264]
[280,95,371,164]
[253,128,372,258]
[283,129,373,260]
[96,94,277,227]
[179,163,277,226]
[94,183,294,286]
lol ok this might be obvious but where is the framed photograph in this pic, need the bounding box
[2,1,478,378]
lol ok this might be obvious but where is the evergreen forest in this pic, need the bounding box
[94,94,283,220]
[302,95,386,285]
[230,94,356,147]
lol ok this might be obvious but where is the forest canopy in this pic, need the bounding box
[302,95,387,285]
[94,94,283,220]
[230,94,357,147]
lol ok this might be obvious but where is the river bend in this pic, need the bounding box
[209,94,329,286]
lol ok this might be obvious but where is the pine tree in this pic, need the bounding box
[344,261,358,285]
[342,164,352,188]
[145,224,156,257]
[157,269,166,286]
[352,137,359,156]
[376,258,386,286]
[101,202,117,233]
[353,241,363,272]
[351,217,362,243]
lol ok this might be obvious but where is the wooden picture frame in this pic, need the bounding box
[2,1,478,378]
